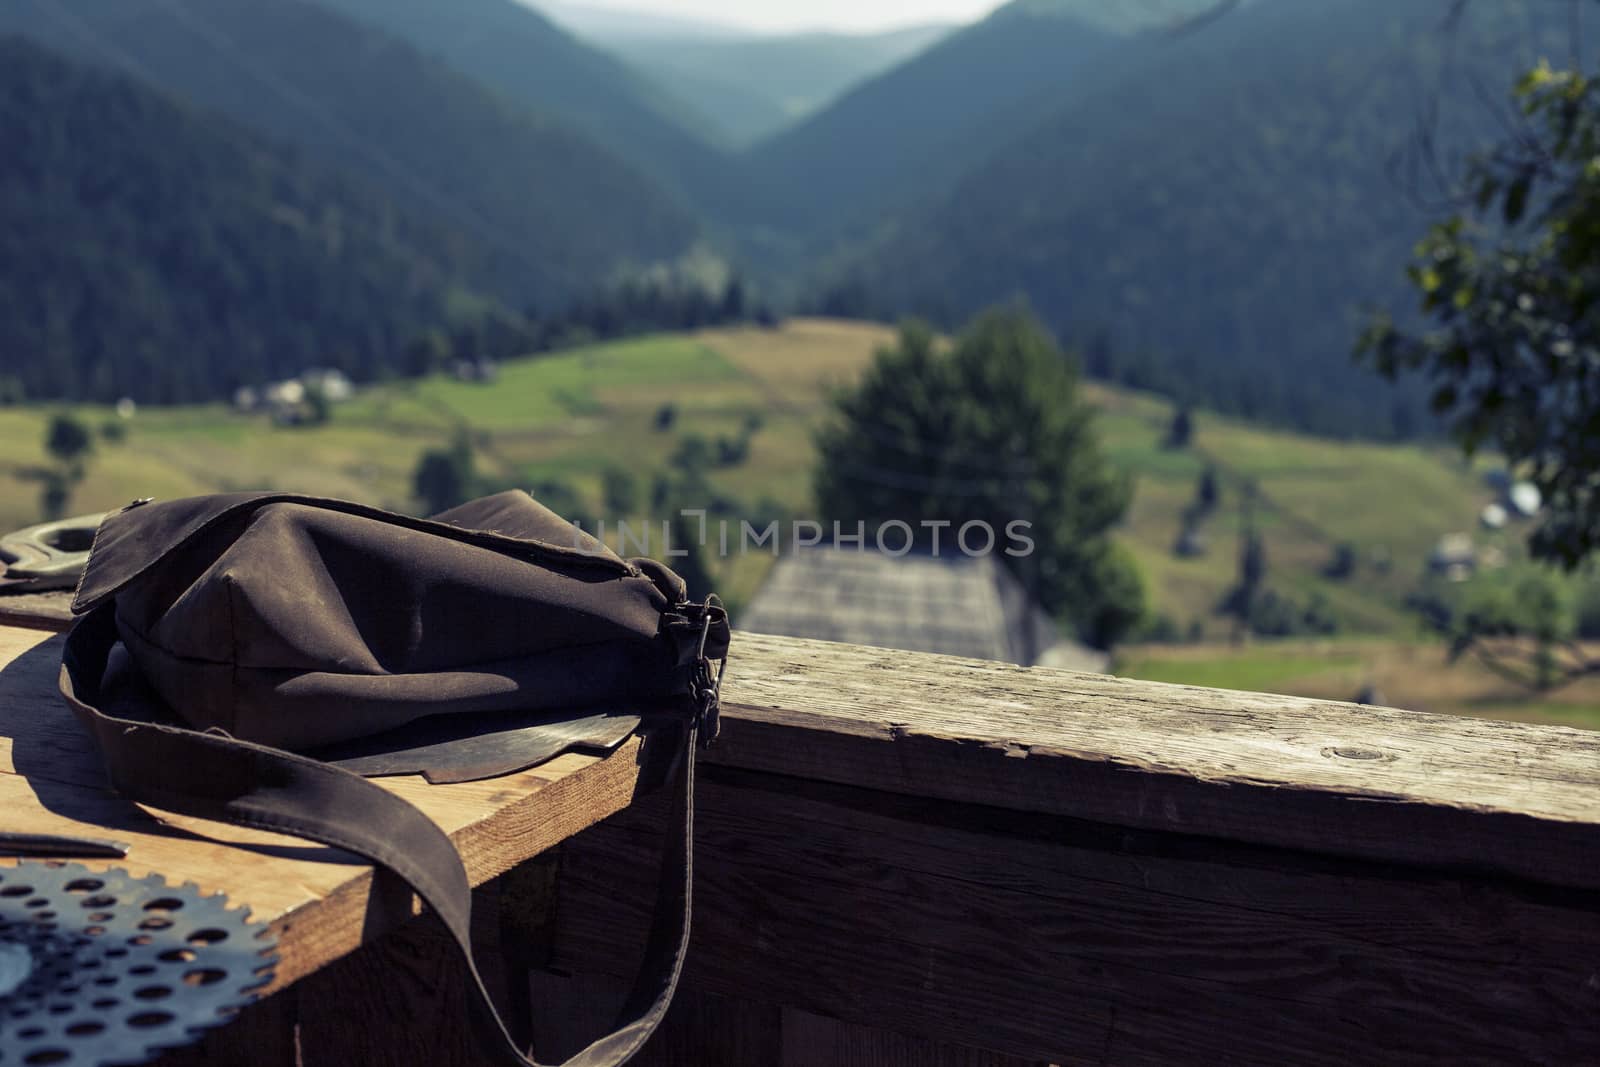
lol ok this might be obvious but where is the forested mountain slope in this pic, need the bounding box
[0,36,484,403]
[308,0,754,217]
[815,0,1578,437]
[0,0,699,307]
[745,2,1121,230]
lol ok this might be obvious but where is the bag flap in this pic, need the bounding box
[72,491,631,615]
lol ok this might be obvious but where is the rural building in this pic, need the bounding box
[1429,531,1477,582]
[739,544,1108,672]
[1509,481,1543,518]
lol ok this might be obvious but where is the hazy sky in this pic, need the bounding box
[555,0,1004,34]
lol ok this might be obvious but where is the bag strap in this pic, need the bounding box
[59,605,700,1067]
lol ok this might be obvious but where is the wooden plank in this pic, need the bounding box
[155,878,513,1067]
[0,590,75,631]
[152,973,299,1067]
[780,1009,1045,1067]
[526,971,789,1067]
[549,769,1600,1065]
[286,890,503,1067]
[0,626,648,993]
[716,632,1600,890]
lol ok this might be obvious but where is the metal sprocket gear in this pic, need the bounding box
[0,860,278,1066]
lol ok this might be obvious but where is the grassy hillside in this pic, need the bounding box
[6,319,1587,725]
[4,319,1489,624]
[1084,383,1491,638]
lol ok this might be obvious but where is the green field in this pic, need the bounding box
[1115,638,1600,730]
[5,318,1592,728]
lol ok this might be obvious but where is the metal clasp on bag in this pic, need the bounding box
[691,594,727,748]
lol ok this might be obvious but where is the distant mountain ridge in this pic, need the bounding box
[574,21,954,148]
[0,35,485,403]
[537,0,756,41]
[996,0,1260,34]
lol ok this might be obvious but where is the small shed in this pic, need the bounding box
[739,545,1108,672]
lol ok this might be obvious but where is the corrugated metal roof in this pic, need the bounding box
[738,546,1107,671]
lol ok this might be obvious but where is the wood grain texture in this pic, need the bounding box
[0,590,75,630]
[151,974,299,1067]
[550,770,1600,1066]
[780,1009,1046,1067]
[715,632,1600,889]
[154,878,515,1067]
[526,975,788,1067]
[526,972,1042,1067]
[0,626,648,993]
[287,891,501,1067]
[11,617,1600,1064]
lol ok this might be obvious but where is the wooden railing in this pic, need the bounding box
[528,632,1600,1065]
[15,608,1582,1066]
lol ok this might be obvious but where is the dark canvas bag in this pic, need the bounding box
[56,490,731,1067]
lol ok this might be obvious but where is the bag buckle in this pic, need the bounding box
[691,595,727,748]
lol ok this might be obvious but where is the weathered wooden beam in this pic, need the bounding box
[715,632,1600,890]
[0,591,74,631]
[548,768,1600,1065]
[525,972,1045,1067]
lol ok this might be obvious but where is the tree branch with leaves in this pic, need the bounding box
[1357,25,1600,689]
[1361,57,1600,569]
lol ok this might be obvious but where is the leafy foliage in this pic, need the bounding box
[40,412,92,520]
[1165,406,1195,450]
[602,467,640,517]
[414,434,476,515]
[1409,565,1591,691]
[1220,527,1268,625]
[1195,467,1221,513]
[44,414,92,467]
[1361,57,1600,567]
[666,512,715,603]
[1243,588,1340,638]
[39,472,71,522]
[814,307,1143,647]
[1324,542,1358,581]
